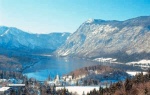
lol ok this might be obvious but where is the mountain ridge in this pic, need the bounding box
[56,16,150,62]
[0,26,70,53]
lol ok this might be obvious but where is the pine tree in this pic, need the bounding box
[125,78,132,92]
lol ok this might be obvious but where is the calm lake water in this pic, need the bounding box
[22,55,142,81]
[23,56,98,81]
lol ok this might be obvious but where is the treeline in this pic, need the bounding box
[88,70,150,95]
[10,84,72,95]
[0,70,25,79]
[69,65,113,79]
[24,79,72,95]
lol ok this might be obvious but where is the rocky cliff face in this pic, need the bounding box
[56,16,150,62]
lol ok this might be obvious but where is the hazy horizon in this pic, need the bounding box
[0,0,150,34]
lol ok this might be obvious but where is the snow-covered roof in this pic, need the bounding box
[8,84,25,87]
[0,79,7,82]
[0,87,10,92]
[126,71,147,76]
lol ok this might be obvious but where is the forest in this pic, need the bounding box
[87,69,150,95]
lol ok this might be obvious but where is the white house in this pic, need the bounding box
[0,87,11,95]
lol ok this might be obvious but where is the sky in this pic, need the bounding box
[0,0,150,34]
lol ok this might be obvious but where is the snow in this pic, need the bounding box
[0,87,10,92]
[56,86,99,95]
[0,29,9,36]
[56,18,150,58]
[8,84,25,86]
[126,71,147,76]
[86,18,94,23]
[0,27,70,50]
[128,59,150,65]
[59,50,70,56]
[0,79,7,82]
[93,57,117,62]
[127,60,150,70]
[61,33,66,36]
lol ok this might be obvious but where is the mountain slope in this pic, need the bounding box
[0,26,70,53]
[56,16,150,62]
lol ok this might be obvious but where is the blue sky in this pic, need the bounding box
[0,0,150,34]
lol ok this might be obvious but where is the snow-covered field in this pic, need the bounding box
[56,86,99,95]
[126,71,147,76]
[127,59,150,70]
[127,59,150,65]
[93,57,117,63]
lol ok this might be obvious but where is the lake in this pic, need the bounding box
[23,56,98,81]
[22,55,142,81]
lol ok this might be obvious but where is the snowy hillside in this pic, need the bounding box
[56,16,150,62]
[0,26,70,52]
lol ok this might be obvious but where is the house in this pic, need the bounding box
[0,79,7,82]
[63,75,73,82]
[8,84,25,87]
[0,87,11,95]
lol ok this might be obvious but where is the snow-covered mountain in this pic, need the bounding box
[56,16,150,62]
[0,26,70,53]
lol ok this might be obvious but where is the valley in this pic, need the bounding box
[0,16,150,95]
[0,0,150,94]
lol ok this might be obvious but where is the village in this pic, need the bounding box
[1,64,124,95]
[0,68,102,95]
[0,64,134,95]
[0,64,149,95]
[0,74,100,95]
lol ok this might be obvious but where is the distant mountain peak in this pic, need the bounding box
[85,18,106,24]
[0,26,71,52]
[86,18,95,23]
